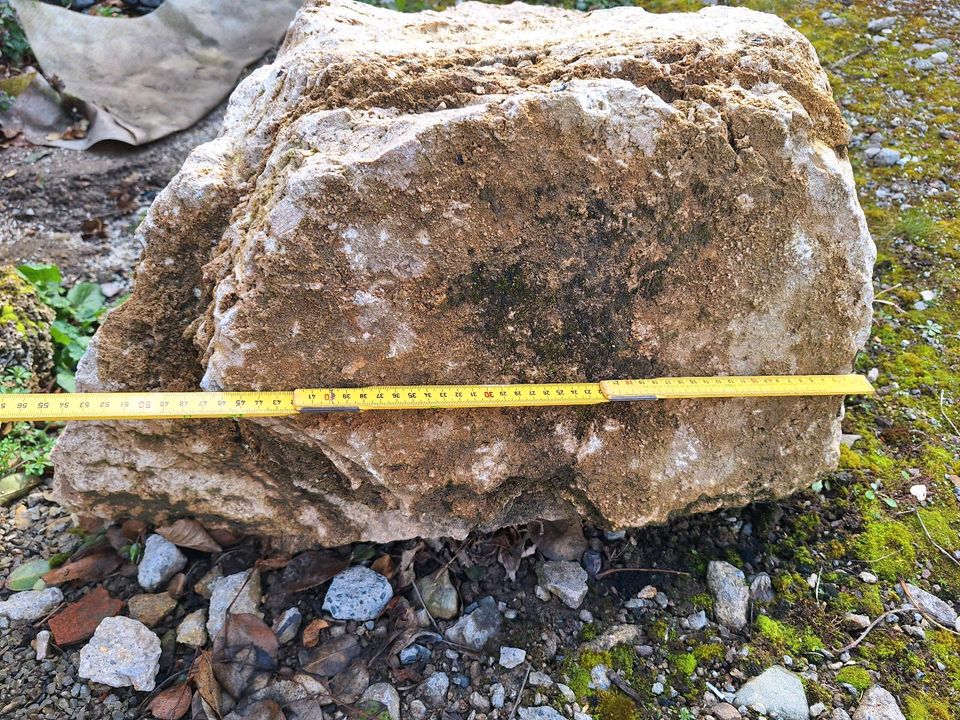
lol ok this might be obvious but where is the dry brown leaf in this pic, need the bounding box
[42,550,121,586]
[148,683,192,720]
[120,518,146,541]
[280,551,349,593]
[255,555,290,572]
[301,618,330,649]
[208,528,242,548]
[157,519,222,553]
[371,554,395,579]
[189,650,222,718]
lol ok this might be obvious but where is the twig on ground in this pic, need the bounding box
[873,298,905,313]
[915,508,960,569]
[829,46,875,71]
[609,671,644,704]
[508,664,532,720]
[900,580,960,636]
[833,607,914,653]
[874,283,902,298]
[940,389,960,437]
[596,567,690,579]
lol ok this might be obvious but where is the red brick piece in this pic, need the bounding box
[48,587,124,646]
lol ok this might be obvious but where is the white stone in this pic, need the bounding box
[362,682,400,720]
[78,617,161,692]
[176,609,208,648]
[734,665,809,720]
[707,561,749,631]
[137,535,187,592]
[273,607,303,645]
[322,566,393,621]
[499,646,527,669]
[207,569,262,641]
[35,630,51,660]
[536,561,588,609]
[853,686,906,720]
[0,587,62,621]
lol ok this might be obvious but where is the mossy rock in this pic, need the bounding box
[0,266,55,389]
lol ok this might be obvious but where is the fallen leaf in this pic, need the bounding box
[255,555,290,573]
[42,549,121,586]
[353,699,391,720]
[167,572,187,598]
[303,634,361,677]
[189,651,222,718]
[224,699,284,719]
[279,550,349,593]
[3,169,17,178]
[397,543,422,589]
[79,217,106,239]
[48,587,124,645]
[120,518,146,540]
[6,558,50,591]
[301,618,330,648]
[148,683,192,720]
[0,472,41,507]
[213,614,278,700]
[371,554,395,579]
[106,525,129,551]
[208,528,243,548]
[157,519,222,553]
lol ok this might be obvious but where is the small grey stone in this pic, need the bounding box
[400,643,431,664]
[518,707,565,720]
[833,710,853,720]
[843,613,871,631]
[712,703,742,720]
[591,664,611,690]
[422,672,450,707]
[469,691,492,711]
[323,566,393,621]
[853,685,906,720]
[686,610,709,631]
[652,681,665,695]
[362,683,400,720]
[867,17,897,32]
[859,572,878,584]
[915,59,935,71]
[272,607,302,645]
[750,573,776,603]
[500,646,526,668]
[491,682,507,708]
[207,570,262,641]
[557,683,576,702]
[176,609,208,648]
[811,702,827,717]
[35,630,51,660]
[536,561,589,609]
[137,535,187,592]
[409,699,428,720]
[707,561,749,631]
[78,617,161,692]
[529,671,554,687]
[444,596,501,650]
[0,587,62,621]
[734,665,809,720]
[931,52,949,65]
[869,148,901,167]
[904,583,958,628]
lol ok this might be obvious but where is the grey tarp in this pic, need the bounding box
[6,0,302,148]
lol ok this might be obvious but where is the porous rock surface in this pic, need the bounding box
[53,0,874,548]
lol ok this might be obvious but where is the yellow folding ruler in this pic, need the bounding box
[0,374,874,422]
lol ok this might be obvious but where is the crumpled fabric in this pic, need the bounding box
[6,0,302,148]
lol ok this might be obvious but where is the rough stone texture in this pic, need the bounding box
[137,534,187,592]
[77,616,161,692]
[734,665,809,720]
[53,0,874,548]
[207,569,262,641]
[707,560,750,631]
[322,566,393,621]
[537,560,589,609]
[904,583,958,628]
[0,587,63,621]
[853,686,906,720]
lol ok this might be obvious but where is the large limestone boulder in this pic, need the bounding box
[52,0,874,548]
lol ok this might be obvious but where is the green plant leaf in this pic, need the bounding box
[865,489,876,500]
[16,263,61,286]
[66,282,106,323]
[56,369,76,393]
[6,558,50,591]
